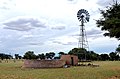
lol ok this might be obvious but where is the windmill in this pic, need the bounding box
[77,9,90,60]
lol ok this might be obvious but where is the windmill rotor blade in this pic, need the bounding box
[77,9,90,22]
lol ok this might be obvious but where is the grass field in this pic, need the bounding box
[0,60,120,79]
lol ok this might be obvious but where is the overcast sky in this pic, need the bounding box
[0,0,119,56]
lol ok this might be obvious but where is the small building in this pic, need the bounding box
[23,55,78,68]
[60,55,78,66]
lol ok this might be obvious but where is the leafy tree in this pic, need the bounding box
[58,52,65,55]
[68,48,87,60]
[100,54,110,61]
[109,52,116,60]
[15,54,19,59]
[58,52,66,57]
[18,56,22,59]
[88,51,99,60]
[109,52,119,60]
[5,54,13,59]
[37,53,45,60]
[23,51,36,59]
[0,53,5,60]
[116,44,120,54]
[0,53,13,60]
[45,52,55,59]
[45,53,50,59]
[96,1,120,40]
[116,44,120,59]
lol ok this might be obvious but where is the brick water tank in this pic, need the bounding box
[60,55,78,66]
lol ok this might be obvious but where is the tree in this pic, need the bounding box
[5,54,13,59]
[15,54,19,59]
[96,1,120,40]
[88,51,99,60]
[49,52,55,59]
[109,52,116,60]
[116,44,120,59]
[45,52,55,59]
[116,44,120,54]
[58,52,66,57]
[68,48,87,60]
[0,53,13,60]
[23,51,36,59]
[109,52,119,60]
[0,53,5,60]
[18,56,22,59]
[100,54,110,61]
[58,52,65,55]
[37,53,45,60]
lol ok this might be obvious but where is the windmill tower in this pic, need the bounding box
[77,9,90,60]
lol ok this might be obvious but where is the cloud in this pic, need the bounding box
[4,25,34,31]
[51,36,77,45]
[0,0,15,10]
[67,0,78,3]
[28,42,44,46]
[51,24,66,30]
[3,16,67,31]
[67,0,75,1]
[87,29,102,36]
[70,28,103,39]
[0,6,10,10]
[3,17,47,31]
[53,41,77,45]
[87,29,103,40]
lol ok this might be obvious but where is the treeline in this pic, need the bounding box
[0,46,120,61]
[20,46,120,61]
[68,48,120,61]
[23,51,56,60]
[0,53,13,60]
[0,53,22,60]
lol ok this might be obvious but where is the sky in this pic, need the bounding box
[0,0,120,56]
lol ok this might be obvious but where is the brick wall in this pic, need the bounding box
[23,60,65,68]
[60,55,78,65]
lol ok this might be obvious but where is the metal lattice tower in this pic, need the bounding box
[77,9,90,60]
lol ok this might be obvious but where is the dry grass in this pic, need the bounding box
[0,60,120,79]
